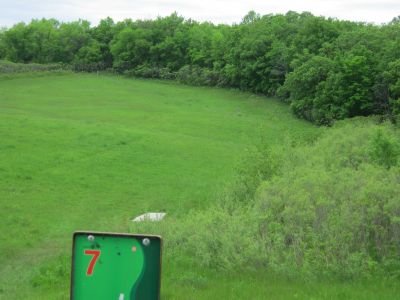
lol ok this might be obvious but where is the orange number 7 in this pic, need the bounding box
[84,249,101,276]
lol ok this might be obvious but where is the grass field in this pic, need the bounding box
[0,73,398,299]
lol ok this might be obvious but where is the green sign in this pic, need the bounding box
[70,231,162,300]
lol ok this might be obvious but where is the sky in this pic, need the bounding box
[0,0,399,28]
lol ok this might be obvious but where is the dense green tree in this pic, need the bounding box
[336,48,375,117]
[26,19,59,63]
[383,59,400,115]
[54,20,91,63]
[72,40,103,71]
[149,13,191,70]
[0,19,59,63]
[278,56,336,123]
[0,28,6,59]
[110,27,152,71]
[92,17,116,67]
[2,22,35,62]
[187,22,216,68]
[241,10,261,24]
[1,12,399,123]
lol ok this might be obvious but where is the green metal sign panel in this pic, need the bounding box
[70,232,162,300]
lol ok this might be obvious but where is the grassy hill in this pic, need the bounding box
[0,73,398,299]
[0,73,314,298]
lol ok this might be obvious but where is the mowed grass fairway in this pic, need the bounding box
[0,74,396,299]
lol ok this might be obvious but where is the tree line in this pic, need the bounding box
[1,12,399,124]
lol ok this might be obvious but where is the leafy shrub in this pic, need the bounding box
[176,65,223,86]
[0,60,63,73]
[131,206,264,271]
[159,67,176,80]
[126,64,160,78]
[124,64,176,80]
[131,118,400,279]
[72,62,107,72]
[254,118,400,278]
[368,128,400,169]
[221,143,282,206]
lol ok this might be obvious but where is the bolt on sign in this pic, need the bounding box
[70,232,162,300]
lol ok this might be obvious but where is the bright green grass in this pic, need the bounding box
[0,73,396,299]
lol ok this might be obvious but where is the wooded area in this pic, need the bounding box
[1,11,399,124]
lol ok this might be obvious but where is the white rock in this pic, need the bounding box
[132,212,166,222]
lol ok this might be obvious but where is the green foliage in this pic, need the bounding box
[222,143,282,205]
[0,11,400,125]
[1,12,399,123]
[110,27,152,71]
[0,59,62,74]
[124,64,175,79]
[0,28,7,59]
[72,40,105,71]
[54,20,92,63]
[383,59,400,116]
[25,19,60,63]
[253,125,400,278]
[91,17,115,68]
[278,56,336,123]
[368,128,400,169]
[176,65,222,86]
[133,118,400,280]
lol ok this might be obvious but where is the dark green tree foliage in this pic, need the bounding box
[1,12,399,123]
[0,28,6,59]
[5,19,60,63]
[110,27,152,71]
[55,20,92,63]
[278,56,337,123]
[383,59,400,114]
[149,13,191,70]
[91,17,115,68]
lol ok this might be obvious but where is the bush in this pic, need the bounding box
[369,128,400,169]
[130,118,400,279]
[254,118,400,278]
[221,143,282,206]
[72,62,107,72]
[0,60,63,73]
[176,65,223,86]
[123,64,176,80]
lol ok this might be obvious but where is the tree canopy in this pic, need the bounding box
[1,12,399,124]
